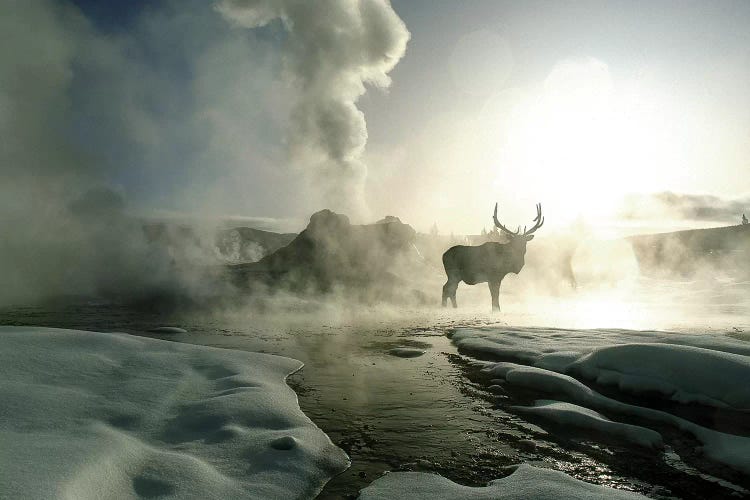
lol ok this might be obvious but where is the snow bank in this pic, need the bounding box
[456,328,750,474]
[570,343,750,409]
[450,327,662,364]
[483,362,750,474]
[0,326,349,499]
[358,463,648,499]
[452,327,750,410]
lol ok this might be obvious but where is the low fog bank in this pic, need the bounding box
[0,187,229,309]
[3,192,749,330]
[619,192,750,229]
[215,227,297,263]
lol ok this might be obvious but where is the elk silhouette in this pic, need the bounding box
[442,203,544,311]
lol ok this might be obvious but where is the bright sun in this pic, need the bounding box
[487,58,684,228]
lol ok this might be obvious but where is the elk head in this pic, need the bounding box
[493,202,544,273]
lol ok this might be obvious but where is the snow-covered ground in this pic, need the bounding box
[0,326,349,499]
[358,463,648,499]
[451,327,750,476]
[2,296,749,498]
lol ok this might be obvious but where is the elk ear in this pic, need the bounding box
[525,234,535,241]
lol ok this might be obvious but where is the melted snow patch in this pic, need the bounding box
[0,326,349,499]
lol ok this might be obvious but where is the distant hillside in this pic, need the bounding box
[628,224,750,277]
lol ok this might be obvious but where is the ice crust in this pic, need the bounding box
[452,327,750,475]
[358,463,648,499]
[0,326,349,499]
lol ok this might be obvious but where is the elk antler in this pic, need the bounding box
[523,203,544,236]
[492,203,544,237]
[493,203,520,236]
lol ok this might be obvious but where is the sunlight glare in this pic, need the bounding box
[489,58,684,228]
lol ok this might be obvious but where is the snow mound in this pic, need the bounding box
[388,347,426,358]
[483,362,750,474]
[512,400,663,449]
[358,463,648,499]
[148,326,188,334]
[450,327,661,365]
[0,326,349,499]
[452,327,750,410]
[570,343,750,409]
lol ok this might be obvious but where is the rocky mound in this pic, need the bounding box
[229,210,424,301]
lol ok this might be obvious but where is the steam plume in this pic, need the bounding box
[217,0,410,216]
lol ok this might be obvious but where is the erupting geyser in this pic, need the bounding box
[217,0,410,216]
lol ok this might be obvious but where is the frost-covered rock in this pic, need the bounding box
[358,463,648,499]
[0,326,349,499]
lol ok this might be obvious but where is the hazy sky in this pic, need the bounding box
[366,0,750,232]
[5,0,750,234]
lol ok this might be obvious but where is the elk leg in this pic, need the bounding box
[489,280,501,312]
[442,278,458,308]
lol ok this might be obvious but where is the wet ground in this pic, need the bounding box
[2,292,749,499]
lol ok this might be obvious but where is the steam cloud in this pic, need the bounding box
[217,0,410,216]
[0,0,276,307]
[0,0,410,307]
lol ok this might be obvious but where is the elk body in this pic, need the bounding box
[442,203,544,311]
